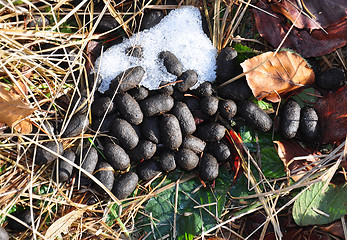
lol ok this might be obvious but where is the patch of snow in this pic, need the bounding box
[95,6,217,93]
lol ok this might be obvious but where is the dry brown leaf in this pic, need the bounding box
[274,140,319,181]
[0,85,35,133]
[45,207,90,240]
[241,51,315,102]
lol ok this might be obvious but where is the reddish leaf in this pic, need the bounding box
[315,85,347,144]
[270,0,347,30]
[86,41,102,74]
[252,2,347,57]
[225,129,243,180]
[319,217,346,239]
[240,51,315,102]
[274,140,319,181]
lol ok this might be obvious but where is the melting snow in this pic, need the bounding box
[95,6,217,93]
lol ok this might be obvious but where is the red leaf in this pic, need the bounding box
[270,0,347,30]
[315,85,347,144]
[252,1,347,57]
[274,140,319,181]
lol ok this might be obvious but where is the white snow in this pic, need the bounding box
[95,6,217,93]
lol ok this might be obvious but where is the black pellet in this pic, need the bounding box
[141,117,161,144]
[111,118,139,149]
[106,66,145,94]
[137,160,162,181]
[171,102,196,135]
[280,99,301,139]
[201,96,219,116]
[140,10,164,31]
[103,142,130,171]
[140,94,174,117]
[128,140,157,162]
[0,226,9,240]
[237,100,273,132]
[195,122,226,142]
[219,99,237,120]
[35,141,64,165]
[128,86,149,101]
[94,161,115,195]
[316,68,345,90]
[199,153,219,181]
[58,150,76,182]
[115,93,143,125]
[112,172,138,200]
[193,82,213,97]
[176,70,198,92]
[7,210,33,232]
[159,51,183,76]
[62,114,89,137]
[91,96,116,117]
[206,141,230,163]
[215,47,238,83]
[175,149,199,171]
[78,147,98,178]
[181,135,206,154]
[159,151,176,172]
[217,79,252,101]
[160,114,182,150]
[299,107,320,143]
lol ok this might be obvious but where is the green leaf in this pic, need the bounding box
[293,182,347,226]
[240,126,274,152]
[233,43,258,63]
[229,173,255,199]
[291,88,320,107]
[144,168,231,239]
[261,147,286,179]
[251,98,273,111]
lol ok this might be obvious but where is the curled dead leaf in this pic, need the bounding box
[45,207,92,240]
[0,85,35,134]
[240,51,315,102]
[274,140,319,181]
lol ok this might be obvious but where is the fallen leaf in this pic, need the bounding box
[293,181,347,226]
[45,207,90,240]
[252,1,347,57]
[319,217,346,239]
[270,0,347,30]
[240,51,315,102]
[315,86,347,144]
[274,140,319,181]
[0,85,35,133]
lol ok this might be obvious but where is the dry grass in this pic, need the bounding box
[0,0,346,239]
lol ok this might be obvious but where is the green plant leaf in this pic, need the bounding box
[291,87,320,107]
[261,147,286,179]
[233,43,258,63]
[144,168,231,239]
[293,182,347,226]
[240,126,274,152]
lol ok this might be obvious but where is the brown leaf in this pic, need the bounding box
[0,85,35,134]
[45,207,90,240]
[274,140,319,181]
[319,217,346,239]
[270,0,347,30]
[252,1,347,57]
[240,51,315,102]
[315,86,347,144]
